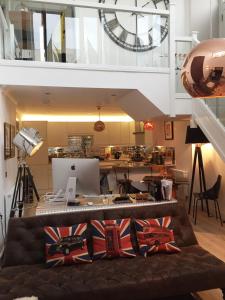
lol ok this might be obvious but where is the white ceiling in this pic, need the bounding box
[6,86,132,117]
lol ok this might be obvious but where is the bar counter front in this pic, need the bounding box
[36,194,177,216]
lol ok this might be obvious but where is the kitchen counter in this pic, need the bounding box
[99,160,175,170]
[99,161,175,193]
[36,195,177,215]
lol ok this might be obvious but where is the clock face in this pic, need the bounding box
[99,0,169,52]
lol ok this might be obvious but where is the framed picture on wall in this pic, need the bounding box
[164,121,174,140]
[4,123,11,160]
[10,124,16,158]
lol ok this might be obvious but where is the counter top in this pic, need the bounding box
[36,195,177,215]
[99,161,175,170]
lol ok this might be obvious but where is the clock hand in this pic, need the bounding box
[142,1,150,8]
[152,0,157,9]
[132,0,146,17]
[135,0,148,17]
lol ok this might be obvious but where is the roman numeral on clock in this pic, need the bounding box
[119,29,128,43]
[106,18,119,31]
[153,0,166,6]
[148,33,153,45]
[160,24,168,38]
[134,36,142,47]
[164,0,169,6]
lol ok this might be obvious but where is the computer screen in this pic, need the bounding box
[52,158,100,195]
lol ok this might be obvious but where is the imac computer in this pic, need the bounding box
[52,158,100,197]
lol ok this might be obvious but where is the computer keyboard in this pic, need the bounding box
[113,196,132,204]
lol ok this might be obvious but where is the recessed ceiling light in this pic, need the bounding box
[21,114,134,122]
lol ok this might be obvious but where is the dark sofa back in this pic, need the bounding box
[2,202,197,267]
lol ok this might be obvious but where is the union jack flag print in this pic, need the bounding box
[135,216,181,257]
[44,223,92,267]
[91,218,136,259]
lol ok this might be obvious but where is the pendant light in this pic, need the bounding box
[181,38,225,98]
[181,1,225,99]
[94,106,105,132]
[144,121,154,131]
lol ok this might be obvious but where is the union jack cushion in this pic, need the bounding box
[91,218,136,259]
[135,216,181,257]
[44,224,92,267]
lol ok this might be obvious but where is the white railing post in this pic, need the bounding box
[192,31,200,46]
[169,0,176,117]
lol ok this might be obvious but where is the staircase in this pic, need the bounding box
[193,99,225,162]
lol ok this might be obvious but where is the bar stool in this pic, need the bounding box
[193,175,223,226]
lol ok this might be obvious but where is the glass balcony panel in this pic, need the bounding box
[205,98,225,126]
[0,0,169,68]
[175,40,192,93]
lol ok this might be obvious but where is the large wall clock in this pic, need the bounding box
[99,0,169,52]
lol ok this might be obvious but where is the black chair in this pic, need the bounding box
[193,175,223,226]
[114,166,132,194]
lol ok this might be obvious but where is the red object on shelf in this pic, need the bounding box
[144,121,154,130]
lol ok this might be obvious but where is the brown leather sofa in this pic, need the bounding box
[1,202,225,300]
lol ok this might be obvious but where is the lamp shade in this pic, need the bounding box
[181,38,225,98]
[94,120,105,132]
[94,106,105,132]
[13,128,43,156]
[185,126,209,144]
[144,121,154,130]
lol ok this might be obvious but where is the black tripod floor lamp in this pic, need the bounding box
[10,128,43,218]
[185,125,210,215]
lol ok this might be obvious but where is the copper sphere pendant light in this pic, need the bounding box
[94,106,105,132]
[181,38,225,98]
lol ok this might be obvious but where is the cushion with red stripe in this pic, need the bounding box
[91,218,136,259]
[44,223,92,267]
[135,216,181,257]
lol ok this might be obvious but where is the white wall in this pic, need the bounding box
[0,22,3,59]
[174,0,219,40]
[190,0,219,40]
[152,119,192,174]
[0,89,17,251]
[151,119,192,201]
[174,0,191,37]
[47,121,135,147]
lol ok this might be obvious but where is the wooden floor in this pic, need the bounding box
[190,207,225,300]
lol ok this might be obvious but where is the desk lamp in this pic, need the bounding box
[185,125,209,215]
[10,128,43,217]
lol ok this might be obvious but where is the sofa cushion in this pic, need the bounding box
[91,218,136,259]
[135,216,181,256]
[1,245,225,300]
[44,224,92,267]
[103,203,198,248]
[2,203,197,267]
[2,210,104,267]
